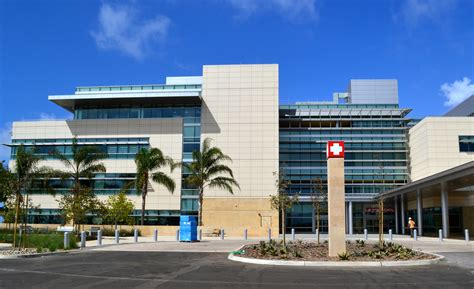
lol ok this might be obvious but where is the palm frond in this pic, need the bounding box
[151,171,176,193]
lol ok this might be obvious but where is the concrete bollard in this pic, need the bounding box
[80,231,86,249]
[64,232,70,249]
[389,229,393,241]
[134,229,138,243]
[465,229,470,242]
[414,229,418,241]
[221,228,225,240]
[268,228,272,241]
[176,229,180,241]
[198,229,202,241]
[97,230,102,246]
[364,229,368,241]
[115,229,119,244]
[291,228,295,241]
[244,228,248,240]
[439,229,443,242]
[153,229,158,242]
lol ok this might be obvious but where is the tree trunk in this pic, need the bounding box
[140,181,147,226]
[317,205,320,244]
[12,191,20,250]
[23,193,29,249]
[198,187,203,226]
[281,207,286,247]
[379,199,384,248]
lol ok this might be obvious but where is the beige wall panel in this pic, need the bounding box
[11,118,184,211]
[409,117,474,181]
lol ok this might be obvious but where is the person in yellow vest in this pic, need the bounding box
[408,217,416,238]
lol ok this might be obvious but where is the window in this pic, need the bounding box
[459,135,474,152]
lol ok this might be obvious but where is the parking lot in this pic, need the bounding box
[0,250,473,289]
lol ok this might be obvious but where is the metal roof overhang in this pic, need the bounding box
[378,161,474,200]
[49,91,202,112]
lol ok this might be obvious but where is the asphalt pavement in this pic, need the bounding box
[0,251,473,289]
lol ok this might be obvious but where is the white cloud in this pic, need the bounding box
[91,3,171,60]
[225,0,319,23]
[395,0,456,27]
[0,122,12,162]
[39,112,58,120]
[441,77,474,107]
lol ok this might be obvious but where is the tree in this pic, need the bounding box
[0,161,14,205]
[51,139,107,233]
[181,138,239,226]
[7,146,52,249]
[311,177,327,244]
[375,153,385,248]
[270,168,298,248]
[104,188,134,230]
[57,187,102,230]
[135,147,175,226]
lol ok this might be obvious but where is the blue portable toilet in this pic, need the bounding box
[179,215,197,242]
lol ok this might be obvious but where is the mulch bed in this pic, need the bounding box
[239,240,436,261]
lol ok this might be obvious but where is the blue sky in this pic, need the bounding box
[0,0,473,160]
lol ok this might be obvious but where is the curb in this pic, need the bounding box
[228,247,445,267]
[0,250,77,259]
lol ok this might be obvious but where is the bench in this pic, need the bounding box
[56,226,74,232]
[204,228,222,237]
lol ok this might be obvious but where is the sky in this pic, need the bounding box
[0,0,473,160]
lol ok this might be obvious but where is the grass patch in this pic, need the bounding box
[0,230,78,250]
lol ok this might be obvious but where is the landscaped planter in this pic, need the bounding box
[229,240,444,267]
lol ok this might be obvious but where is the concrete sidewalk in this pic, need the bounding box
[85,233,472,253]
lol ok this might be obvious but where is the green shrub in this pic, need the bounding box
[47,243,57,252]
[100,227,140,237]
[36,246,43,253]
[338,252,350,261]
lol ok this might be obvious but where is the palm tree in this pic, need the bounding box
[10,145,51,249]
[135,147,175,226]
[51,139,107,232]
[181,138,239,226]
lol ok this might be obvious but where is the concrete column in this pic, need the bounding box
[441,182,450,238]
[416,189,423,236]
[348,201,353,235]
[327,157,346,256]
[394,195,399,234]
[401,194,406,235]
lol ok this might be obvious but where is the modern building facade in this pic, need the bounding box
[381,97,474,238]
[280,80,411,233]
[5,63,472,237]
[8,64,279,236]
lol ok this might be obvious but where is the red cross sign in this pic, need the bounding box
[326,141,345,159]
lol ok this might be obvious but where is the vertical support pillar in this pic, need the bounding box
[80,231,86,249]
[416,189,423,236]
[441,182,450,239]
[394,195,399,234]
[348,201,353,235]
[327,154,346,257]
[97,230,102,246]
[64,232,69,249]
[176,229,180,241]
[115,229,119,244]
[401,194,406,235]
[153,229,158,242]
